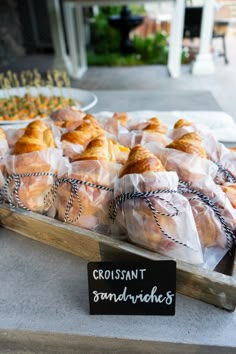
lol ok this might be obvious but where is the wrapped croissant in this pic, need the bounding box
[170,119,229,164]
[72,135,129,164]
[54,135,121,234]
[61,114,104,160]
[13,120,55,155]
[167,132,207,159]
[0,127,8,156]
[129,117,167,135]
[119,117,170,149]
[95,112,129,137]
[4,148,63,213]
[113,145,203,264]
[4,120,62,213]
[50,106,86,130]
[147,142,236,265]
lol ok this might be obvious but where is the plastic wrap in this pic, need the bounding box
[5,128,25,149]
[146,143,236,267]
[0,139,8,157]
[119,131,171,149]
[146,143,218,182]
[113,171,203,264]
[54,160,121,235]
[169,122,226,162]
[4,148,63,213]
[61,140,84,161]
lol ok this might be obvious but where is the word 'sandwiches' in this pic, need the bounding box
[88,261,176,315]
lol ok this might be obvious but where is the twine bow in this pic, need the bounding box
[109,188,197,249]
[178,180,235,250]
[3,172,57,211]
[45,177,113,223]
[214,161,236,184]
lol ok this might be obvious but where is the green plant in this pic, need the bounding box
[88,6,188,66]
[132,32,168,64]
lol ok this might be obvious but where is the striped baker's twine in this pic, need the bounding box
[178,180,235,250]
[46,177,114,223]
[109,188,198,249]
[3,172,57,211]
[0,188,4,204]
[214,161,236,184]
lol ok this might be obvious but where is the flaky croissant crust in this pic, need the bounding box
[174,119,192,129]
[74,135,112,161]
[0,128,6,140]
[119,144,165,178]
[61,115,104,145]
[143,117,167,135]
[14,120,55,155]
[113,112,128,126]
[167,132,207,159]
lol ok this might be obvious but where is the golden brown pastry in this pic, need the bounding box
[119,144,165,178]
[4,148,62,213]
[73,135,129,164]
[108,139,130,164]
[113,112,128,127]
[61,115,104,146]
[0,128,6,140]
[13,120,55,155]
[51,107,85,128]
[221,184,236,208]
[74,136,113,161]
[83,114,101,127]
[143,117,167,135]
[174,119,192,129]
[167,132,207,159]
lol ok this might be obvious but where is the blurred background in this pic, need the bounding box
[0,0,235,67]
[0,0,236,115]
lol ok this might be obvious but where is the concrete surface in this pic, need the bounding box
[0,228,235,349]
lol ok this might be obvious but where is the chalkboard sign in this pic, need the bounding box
[87,261,176,315]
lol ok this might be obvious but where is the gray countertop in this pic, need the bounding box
[0,229,235,349]
[0,90,235,352]
[91,90,222,112]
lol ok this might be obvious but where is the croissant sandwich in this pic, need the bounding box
[114,145,203,264]
[113,112,128,127]
[174,118,192,129]
[50,107,86,128]
[129,117,167,135]
[143,117,167,135]
[74,135,113,161]
[167,132,207,159]
[13,120,55,155]
[61,115,104,146]
[119,144,165,178]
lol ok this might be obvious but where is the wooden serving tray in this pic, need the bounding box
[0,204,235,311]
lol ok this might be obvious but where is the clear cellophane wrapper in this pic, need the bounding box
[169,122,230,163]
[215,147,236,184]
[0,139,8,157]
[54,160,122,235]
[113,171,204,265]
[0,158,6,200]
[5,128,25,149]
[167,122,236,184]
[4,148,63,214]
[61,140,84,161]
[118,131,171,149]
[92,112,129,137]
[146,143,235,268]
